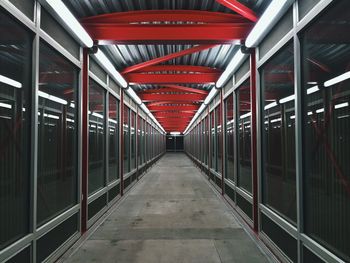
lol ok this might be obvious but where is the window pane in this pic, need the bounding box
[130,111,136,170]
[210,111,216,170]
[0,11,31,249]
[88,80,105,194]
[123,106,130,174]
[302,1,350,260]
[37,41,78,225]
[216,105,222,174]
[108,95,118,182]
[137,116,141,165]
[237,79,252,193]
[261,43,296,223]
[225,94,235,181]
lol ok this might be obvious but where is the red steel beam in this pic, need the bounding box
[83,24,250,45]
[135,65,222,73]
[125,73,220,84]
[215,0,258,22]
[140,87,209,95]
[81,10,251,24]
[148,105,199,111]
[140,93,206,102]
[122,45,217,74]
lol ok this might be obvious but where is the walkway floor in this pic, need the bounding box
[63,153,270,263]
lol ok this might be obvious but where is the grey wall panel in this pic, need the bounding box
[235,58,250,84]
[89,58,107,83]
[40,8,80,59]
[259,7,293,60]
[298,0,322,20]
[9,0,34,20]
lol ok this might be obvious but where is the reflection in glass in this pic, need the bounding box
[37,41,78,225]
[108,95,118,182]
[237,79,252,193]
[0,11,31,249]
[216,105,222,174]
[302,1,350,260]
[88,80,105,194]
[210,111,216,170]
[225,94,235,181]
[123,105,130,174]
[261,43,296,223]
[130,111,136,170]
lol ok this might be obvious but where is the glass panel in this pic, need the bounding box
[37,41,78,225]
[225,94,235,181]
[210,111,216,170]
[130,111,136,170]
[261,42,296,223]
[123,105,130,174]
[88,80,105,195]
[108,95,118,182]
[137,116,141,165]
[0,11,31,249]
[237,79,252,194]
[216,105,222,174]
[302,1,350,260]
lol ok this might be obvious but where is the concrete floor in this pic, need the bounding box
[63,153,270,263]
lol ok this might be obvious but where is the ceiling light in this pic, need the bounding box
[264,101,278,110]
[307,85,319,95]
[216,50,246,88]
[0,74,22,88]
[246,0,292,48]
[334,102,349,109]
[279,94,295,104]
[38,91,67,105]
[95,49,128,88]
[324,71,350,87]
[170,132,181,135]
[45,0,93,47]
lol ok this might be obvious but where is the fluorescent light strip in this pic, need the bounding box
[38,91,67,105]
[279,94,295,104]
[0,102,12,109]
[46,0,93,47]
[307,85,319,95]
[0,74,22,88]
[170,132,181,135]
[91,112,104,119]
[216,50,246,88]
[126,87,142,105]
[240,112,251,119]
[246,0,291,47]
[264,101,277,110]
[95,49,128,88]
[316,108,324,114]
[324,71,350,87]
[334,102,349,109]
[270,118,281,123]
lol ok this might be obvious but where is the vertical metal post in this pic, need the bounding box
[136,107,139,180]
[250,49,259,232]
[81,48,89,233]
[221,89,225,195]
[120,90,124,196]
[207,107,211,179]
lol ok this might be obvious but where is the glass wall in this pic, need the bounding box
[108,95,119,182]
[37,41,78,225]
[0,11,32,249]
[237,79,252,193]
[216,105,223,174]
[123,105,130,174]
[88,80,105,194]
[302,1,350,260]
[130,110,136,170]
[225,94,235,181]
[210,110,216,170]
[261,43,296,223]
[137,116,142,166]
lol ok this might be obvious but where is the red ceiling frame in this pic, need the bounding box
[82,24,250,45]
[81,10,252,45]
[122,45,217,74]
[81,10,251,24]
[215,0,258,22]
[140,94,206,102]
[135,65,222,74]
[125,73,220,84]
[139,87,209,95]
[148,105,200,112]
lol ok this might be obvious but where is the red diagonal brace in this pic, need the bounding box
[122,45,217,74]
[215,0,258,22]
